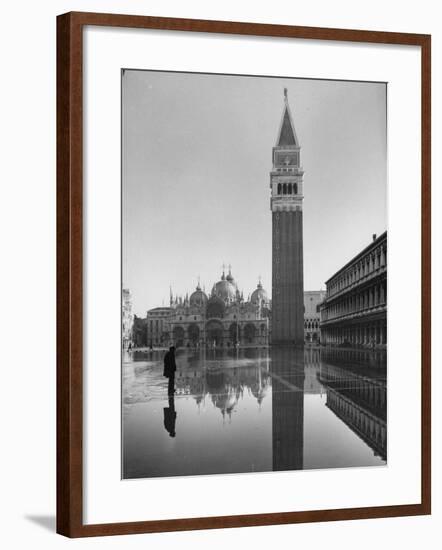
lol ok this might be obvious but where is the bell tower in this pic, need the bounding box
[270,89,304,345]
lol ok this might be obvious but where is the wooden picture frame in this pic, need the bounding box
[57,11,431,537]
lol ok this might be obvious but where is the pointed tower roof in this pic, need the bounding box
[276,88,299,147]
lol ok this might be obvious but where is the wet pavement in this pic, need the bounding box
[122,347,386,479]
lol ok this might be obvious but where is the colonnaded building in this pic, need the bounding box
[320,232,387,348]
[145,267,324,348]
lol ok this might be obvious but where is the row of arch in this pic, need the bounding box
[327,242,387,297]
[326,390,386,457]
[172,321,267,347]
[277,182,298,195]
[304,319,320,330]
[322,280,386,322]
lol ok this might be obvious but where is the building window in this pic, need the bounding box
[277,183,282,195]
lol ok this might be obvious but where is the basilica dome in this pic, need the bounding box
[189,283,208,308]
[214,271,237,303]
[251,281,269,305]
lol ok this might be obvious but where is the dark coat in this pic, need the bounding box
[163,350,176,378]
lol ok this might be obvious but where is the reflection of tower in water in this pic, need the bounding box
[271,347,305,471]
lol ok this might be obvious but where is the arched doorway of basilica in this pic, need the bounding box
[173,326,185,348]
[188,324,200,347]
[206,320,224,347]
[244,323,256,344]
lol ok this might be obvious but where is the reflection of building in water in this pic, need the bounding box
[271,347,305,471]
[122,288,134,349]
[320,232,387,348]
[318,349,387,460]
[175,349,271,419]
[321,348,387,370]
[304,290,326,344]
[303,346,323,394]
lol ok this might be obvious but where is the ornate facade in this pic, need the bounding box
[146,268,271,349]
[304,290,326,344]
[320,232,387,348]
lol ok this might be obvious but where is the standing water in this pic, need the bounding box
[122,346,386,479]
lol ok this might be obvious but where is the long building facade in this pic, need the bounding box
[320,232,387,348]
[147,268,271,349]
[271,89,304,345]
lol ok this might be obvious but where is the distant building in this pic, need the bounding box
[122,288,134,349]
[146,267,270,349]
[304,290,326,344]
[146,307,173,348]
[320,232,387,348]
[132,315,147,348]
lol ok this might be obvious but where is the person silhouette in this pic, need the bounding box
[163,395,177,437]
[163,345,177,395]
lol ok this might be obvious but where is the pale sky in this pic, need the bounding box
[122,70,386,316]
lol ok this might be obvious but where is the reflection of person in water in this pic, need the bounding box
[163,395,177,438]
[163,345,177,395]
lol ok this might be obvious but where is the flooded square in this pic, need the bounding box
[122,347,386,479]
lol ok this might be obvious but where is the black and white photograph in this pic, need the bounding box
[0,0,435,544]
[121,69,387,480]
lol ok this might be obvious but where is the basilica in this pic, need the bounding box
[146,267,271,348]
[145,266,325,348]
